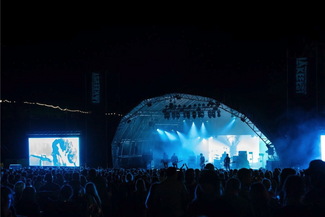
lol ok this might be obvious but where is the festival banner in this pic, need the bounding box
[296,57,307,94]
[92,72,100,103]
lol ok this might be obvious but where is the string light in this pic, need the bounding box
[0,100,14,103]
[2,99,123,116]
[23,101,91,114]
[105,113,123,116]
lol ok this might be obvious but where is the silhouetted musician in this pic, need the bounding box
[171,153,179,168]
[200,153,206,170]
[224,154,231,171]
[162,152,169,168]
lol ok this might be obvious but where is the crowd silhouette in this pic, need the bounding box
[1,159,325,217]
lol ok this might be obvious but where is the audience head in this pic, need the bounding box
[305,159,325,187]
[249,182,269,204]
[237,168,252,186]
[197,170,220,198]
[185,169,195,182]
[262,178,272,191]
[204,163,215,170]
[21,186,37,201]
[72,172,80,181]
[225,177,241,195]
[44,173,53,183]
[89,168,97,180]
[14,181,26,196]
[1,186,15,216]
[279,168,296,185]
[125,172,134,183]
[283,175,305,204]
[60,184,73,201]
[166,167,177,178]
[85,182,99,196]
[135,178,147,191]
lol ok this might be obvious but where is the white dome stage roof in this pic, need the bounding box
[111,93,277,169]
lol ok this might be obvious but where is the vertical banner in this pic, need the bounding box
[92,72,100,103]
[296,57,307,94]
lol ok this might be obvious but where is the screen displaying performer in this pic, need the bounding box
[29,137,80,167]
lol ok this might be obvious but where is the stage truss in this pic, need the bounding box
[111,93,277,168]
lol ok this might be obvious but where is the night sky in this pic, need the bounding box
[2,3,325,166]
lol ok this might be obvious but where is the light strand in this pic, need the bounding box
[2,99,123,116]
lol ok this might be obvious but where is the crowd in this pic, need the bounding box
[2,159,325,217]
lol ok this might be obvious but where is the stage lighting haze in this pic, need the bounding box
[321,135,325,161]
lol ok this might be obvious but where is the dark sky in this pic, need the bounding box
[2,3,325,139]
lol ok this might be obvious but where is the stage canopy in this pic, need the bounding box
[111,93,277,169]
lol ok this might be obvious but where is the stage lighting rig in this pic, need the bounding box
[208,110,212,118]
[176,112,180,119]
[217,109,221,117]
[192,111,197,119]
[186,111,191,119]
[197,107,204,118]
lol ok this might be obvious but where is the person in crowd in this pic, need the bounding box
[184,169,197,201]
[85,182,103,217]
[85,182,102,210]
[275,168,296,206]
[145,178,161,217]
[13,181,25,207]
[88,169,110,217]
[249,182,270,217]
[273,175,312,217]
[187,169,235,216]
[80,175,87,188]
[130,178,148,217]
[39,173,60,192]
[219,177,254,217]
[55,173,65,187]
[153,167,189,217]
[1,173,14,190]
[237,168,253,202]
[69,172,85,200]
[1,186,17,217]
[204,163,215,171]
[42,184,83,217]
[303,159,325,216]
[262,178,276,199]
[15,186,41,217]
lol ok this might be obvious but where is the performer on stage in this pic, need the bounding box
[162,152,169,168]
[200,153,205,170]
[224,153,231,171]
[171,153,179,168]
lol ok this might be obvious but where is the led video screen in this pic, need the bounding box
[29,137,80,167]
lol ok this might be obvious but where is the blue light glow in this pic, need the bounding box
[188,122,199,139]
[200,122,208,138]
[321,135,325,161]
[165,131,178,141]
[157,129,168,141]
